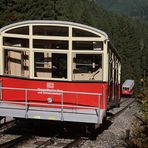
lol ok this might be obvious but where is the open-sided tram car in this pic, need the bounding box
[0,21,121,126]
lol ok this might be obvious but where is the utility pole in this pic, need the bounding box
[144,70,145,87]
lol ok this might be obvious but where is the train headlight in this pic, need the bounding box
[47,97,53,103]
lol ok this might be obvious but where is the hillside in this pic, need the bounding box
[0,0,148,89]
[96,0,148,22]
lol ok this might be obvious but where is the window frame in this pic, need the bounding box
[33,51,69,80]
[0,22,109,82]
[3,48,30,78]
[72,52,103,81]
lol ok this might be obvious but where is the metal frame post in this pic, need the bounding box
[61,91,64,121]
[25,89,28,118]
[0,80,2,101]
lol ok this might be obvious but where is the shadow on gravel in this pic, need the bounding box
[2,118,113,141]
[2,119,95,139]
[3,119,65,137]
[89,119,113,140]
[106,112,114,117]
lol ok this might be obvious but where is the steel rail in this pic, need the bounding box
[0,135,31,148]
[109,98,136,121]
[35,128,68,148]
[63,137,82,148]
[0,119,16,129]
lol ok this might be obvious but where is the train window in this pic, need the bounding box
[34,52,52,78]
[33,39,68,50]
[34,52,67,79]
[33,26,68,36]
[52,53,67,79]
[72,28,99,37]
[5,26,29,35]
[73,41,103,50]
[123,87,129,90]
[4,49,29,77]
[73,54,102,81]
[3,37,29,48]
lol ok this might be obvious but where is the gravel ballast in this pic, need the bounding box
[81,101,140,148]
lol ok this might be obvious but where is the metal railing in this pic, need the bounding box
[0,86,103,119]
[0,81,2,101]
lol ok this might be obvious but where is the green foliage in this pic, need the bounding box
[130,88,148,148]
[96,0,148,22]
[142,89,148,120]
[0,0,148,90]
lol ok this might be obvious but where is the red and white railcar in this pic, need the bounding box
[122,79,134,96]
[0,21,121,125]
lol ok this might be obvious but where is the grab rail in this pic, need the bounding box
[0,87,103,119]
[0,80,2,101]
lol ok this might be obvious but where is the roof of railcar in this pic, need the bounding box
[122,80,135,88]
[0,20,121,61]
[0,20,108,38]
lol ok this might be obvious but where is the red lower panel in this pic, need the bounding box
[0,76,108,109]
[122,89,133,95]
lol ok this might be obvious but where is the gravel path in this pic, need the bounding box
[81,101,140,148]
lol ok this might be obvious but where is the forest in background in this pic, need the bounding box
[96,0,148,22]
[0,0,148,91]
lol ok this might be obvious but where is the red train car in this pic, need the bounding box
[122,80,134,96]
[0,21,121,126]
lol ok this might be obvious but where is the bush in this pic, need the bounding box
[129,87,148,148]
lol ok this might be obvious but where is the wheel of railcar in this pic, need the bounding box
[84,124,97,140]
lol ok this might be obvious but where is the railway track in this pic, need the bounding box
[110,98,135,120]
[35,134,63,148]
[34,127,76,148]
[0,97,136,148]
[0,119,16,130]
[34,136,87,148]
[0,135,31,148]
[63,137,87,148]
[34,98,136,147]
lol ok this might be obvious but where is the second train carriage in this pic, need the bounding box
[0,20,121,125]
[122,79,134,96]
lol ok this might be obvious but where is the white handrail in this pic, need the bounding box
[0,86,102,118]
[0,87,102,96]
